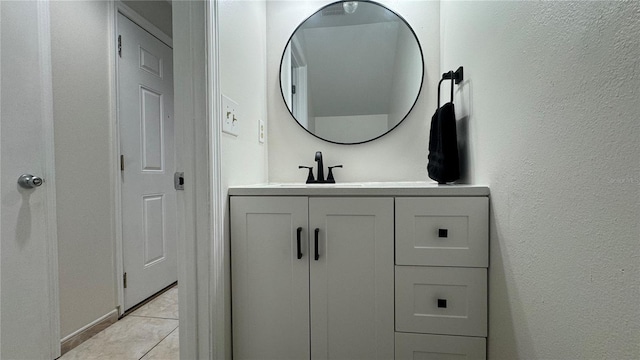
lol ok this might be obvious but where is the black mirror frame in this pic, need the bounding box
[278,0,425,145]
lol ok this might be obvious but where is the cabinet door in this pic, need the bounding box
[231,196,310,360]
[309,198,394,360]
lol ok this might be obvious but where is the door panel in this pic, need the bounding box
[1,1,59,358]
[231,197,310,360]
[140,86,164,171]
[140,47,162,76]
[142,194,165,266]
[118,13,176,310]
[309,198,394,360]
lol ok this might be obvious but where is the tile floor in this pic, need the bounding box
[60,287,179,360]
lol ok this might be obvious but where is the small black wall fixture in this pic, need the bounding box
[437,66,464,107]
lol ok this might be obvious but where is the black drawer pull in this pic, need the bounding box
[438,229,448,238]
[296,227,303,259]
[437,299,447,308]
[314,228,320,261]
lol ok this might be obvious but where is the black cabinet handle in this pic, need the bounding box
[438,228,448,238]
[437,299,447,308]
[314,228,320,261]
[296,227,303,259]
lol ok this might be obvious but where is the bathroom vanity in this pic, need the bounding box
[229,183,489,359]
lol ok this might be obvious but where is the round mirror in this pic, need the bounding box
[280,1,424,144]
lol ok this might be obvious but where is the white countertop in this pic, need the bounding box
[228,182,489,197]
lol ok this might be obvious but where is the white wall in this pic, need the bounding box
[441,1,640,358]
[315,114,388,144]
[219,0,269,188]
[218,1,269,357]
[267,0,440,182]
[50,1,116,338]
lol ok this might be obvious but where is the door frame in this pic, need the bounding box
[206,3,226,358]
[40,2,62,355]
[172,1,222,358]
[110,1,222,358]
[110,0,175,316]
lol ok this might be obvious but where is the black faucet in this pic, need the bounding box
[315,151,324,183]
[299,151,342,184]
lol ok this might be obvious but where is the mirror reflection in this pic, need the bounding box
[280,1,424,144]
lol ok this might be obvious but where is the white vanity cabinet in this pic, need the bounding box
[231,196,395,360]
[229,184,489,360]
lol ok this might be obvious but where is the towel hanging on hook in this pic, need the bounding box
[429,66,464,184]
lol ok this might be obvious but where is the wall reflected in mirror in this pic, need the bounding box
[280,0,424,144]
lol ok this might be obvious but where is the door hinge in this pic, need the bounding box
[123,272,127,288]
[120,154,124,171]
[118,35,122,57]
[292,85,296,94]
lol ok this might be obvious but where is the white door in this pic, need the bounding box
[0,1,60,359]
[118,13,177,310]
[230,196,310,360]
[309,197,395,360]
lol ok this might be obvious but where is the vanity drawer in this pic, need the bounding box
[395,332,486,360]
[395,266,487,337]
[395,197,488,267]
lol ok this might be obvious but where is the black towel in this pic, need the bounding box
[428,102,460,183]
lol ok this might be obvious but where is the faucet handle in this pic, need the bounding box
[298,166,316,184]
[326,165,343,184]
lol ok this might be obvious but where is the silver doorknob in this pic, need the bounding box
[18,174,44,189]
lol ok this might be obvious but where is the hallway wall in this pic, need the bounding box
[51,0,116,338]
[51,0,174,340]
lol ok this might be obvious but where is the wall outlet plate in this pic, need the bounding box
[222,94,240,136]
[258,119,265,143]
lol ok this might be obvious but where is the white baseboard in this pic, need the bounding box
[60,309,119,355]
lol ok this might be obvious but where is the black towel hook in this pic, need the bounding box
[449,71,454,103]
[437,66,464,108]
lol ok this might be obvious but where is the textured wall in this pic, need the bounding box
[266,0,440,182]
[441,1,640,358]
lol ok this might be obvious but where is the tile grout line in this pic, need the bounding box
[133,289,179,359]
[129,314,180,321]
[138,325,179,360]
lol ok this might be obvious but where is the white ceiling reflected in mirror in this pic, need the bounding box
[280,0,424,144]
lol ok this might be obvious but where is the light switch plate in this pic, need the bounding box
[258,119,265,143]
[222,94,240,136]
